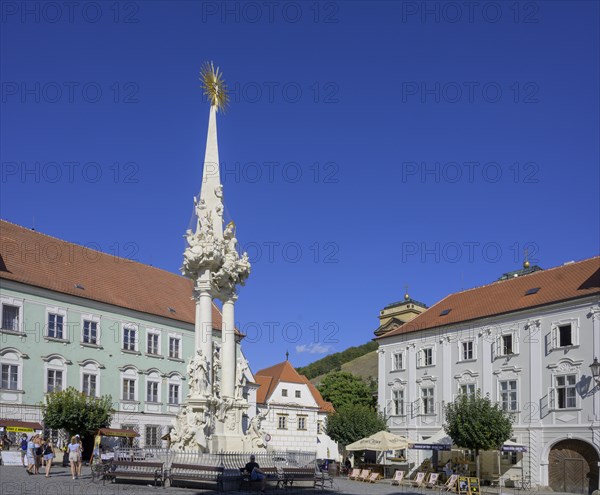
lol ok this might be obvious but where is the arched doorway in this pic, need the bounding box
[548,439,599,494]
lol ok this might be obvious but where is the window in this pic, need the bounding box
[82,374,97,397]
[83,320,98,345]
[47,370,63,393]
[48,313,64,339]
[421,387,434,414]
[1,364,18,390]
[499,380,518,411]
[282,389,288,397]
[554,374,577,409]
[123,326,137,351]
[145,425,161,448]
[550,321,579,350]
[295,390,301,398]
[146,381,159,403]
[169,337,181,359]
[298,416,306,430]
[393,352,404,370]
[392,389,404,415]
[502,335,513,355]
[461,341,474,361]
[460,384,476,399]
[168,384,180,404]
[317,421,323,434]
[277,415,287,429]
[2,305,20,331]
[147,332,160,355]
[501,451,518,465]
[419,347,434,367]
[123,379,136,401]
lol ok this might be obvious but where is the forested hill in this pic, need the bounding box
[296,341,378,379]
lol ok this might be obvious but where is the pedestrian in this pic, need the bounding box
[33,435,43,473]
[26,435,36,474]
[42,437,55,478]
[67,435,82,480]
[20,434,28,467]
[75,434,83,478]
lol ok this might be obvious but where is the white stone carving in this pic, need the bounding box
[187,350,210,398]
[244,408,268,449]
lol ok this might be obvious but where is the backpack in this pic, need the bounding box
[21,439,28,451]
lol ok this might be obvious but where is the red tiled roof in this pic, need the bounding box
[255,360,334,413]
[0,220,223,328]
[380,256,600,339]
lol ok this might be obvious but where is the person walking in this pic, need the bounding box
[42,437,56,477]
[26,435,37,474]
[33,435,43,473]
[67,435,81,479]
[75,434,83,478]
[20,434,28,467]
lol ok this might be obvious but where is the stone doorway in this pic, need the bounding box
[548,439,599,494]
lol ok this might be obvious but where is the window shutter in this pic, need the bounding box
[412,398,420,417]
[548,386,555,410]
[551,325,557,350]
[513,332,519,354]
[473,341,478,360]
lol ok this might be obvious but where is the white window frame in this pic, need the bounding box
[392,388,405,415]
[494,331,519,359]
[80,360,101,397]
[121,367,138,402]
[459,340,477,361]
[417,346,435,367]
[145,371,161,404]
[145,425,161,448]
[81,313,101,346]
[295,390,301,398]
[168,334,182,359]
[122,323,139,352]
[550,318,579,350]
[0,349,23,391]
[277,415,287,430]
[499,379,518,412]
[146,328,161,356]
[459,383,476,399]
[281,388,288,397]
[1,297,24,333]
[168,382,180,405]
[298,416,307,430]
[44,356,68,393]
[420,386,435,415]
[550,373,578,410]
[46,306,67,341]
[392,351,405,371]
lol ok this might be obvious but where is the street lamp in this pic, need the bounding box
[590,357,600,384]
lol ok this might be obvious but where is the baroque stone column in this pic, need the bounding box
[221,294,237,399]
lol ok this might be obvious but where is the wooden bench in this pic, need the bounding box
[167,463,224,490]
[239,467,282,491]
[103,460,164,487]
[281,467,317,489]
[314,471,335,491]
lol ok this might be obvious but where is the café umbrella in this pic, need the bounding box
[346,431,409,451]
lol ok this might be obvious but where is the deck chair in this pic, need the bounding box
[366,472,381,483]
[391,471,406,486]
[411,472,427,488]
[357,469,371,482]
[348,468,361,480]
[444,474,459,492]
[426,473,440,488]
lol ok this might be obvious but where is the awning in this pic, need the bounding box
[346,431,409,451]
[409,429,452,451]
[0,420,43,432]
[97,428,139,438]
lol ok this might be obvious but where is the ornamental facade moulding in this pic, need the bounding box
[547,358,584,374]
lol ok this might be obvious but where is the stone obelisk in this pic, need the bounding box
[171,62,252,452]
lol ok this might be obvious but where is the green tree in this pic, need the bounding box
[42,387,114,438]
[325,403,387,447]
[444,390,514,478]
[317,371,374,410]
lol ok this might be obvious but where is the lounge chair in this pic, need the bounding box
[357,469,371,482]
[391,471,406,486]
[411,472,427,488]
[444,474,459,492]
[426,473,440,488]
[366,472,381,483]
[348,468,361,480]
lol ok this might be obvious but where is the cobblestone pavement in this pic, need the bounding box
[0,465,580,495]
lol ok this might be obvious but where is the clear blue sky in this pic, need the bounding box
[1,1,599,372]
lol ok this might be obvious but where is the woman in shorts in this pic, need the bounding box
[42,437,56,477]
[67,436,81,480]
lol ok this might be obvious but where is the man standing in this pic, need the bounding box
[20,434,28,467]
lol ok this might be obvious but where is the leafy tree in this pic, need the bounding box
[43,387,114,439]
[325,403,387,447]
[444,390,514,478]
[317,371,374,410]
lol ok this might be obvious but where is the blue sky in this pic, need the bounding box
[1,1,599,373]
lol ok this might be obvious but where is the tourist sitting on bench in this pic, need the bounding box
[244,454,267,493]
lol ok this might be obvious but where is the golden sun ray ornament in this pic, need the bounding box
[200,61,229,112]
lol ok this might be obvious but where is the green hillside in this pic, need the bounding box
[296,341,377,379]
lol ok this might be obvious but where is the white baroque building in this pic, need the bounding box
[377,257,600,494]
